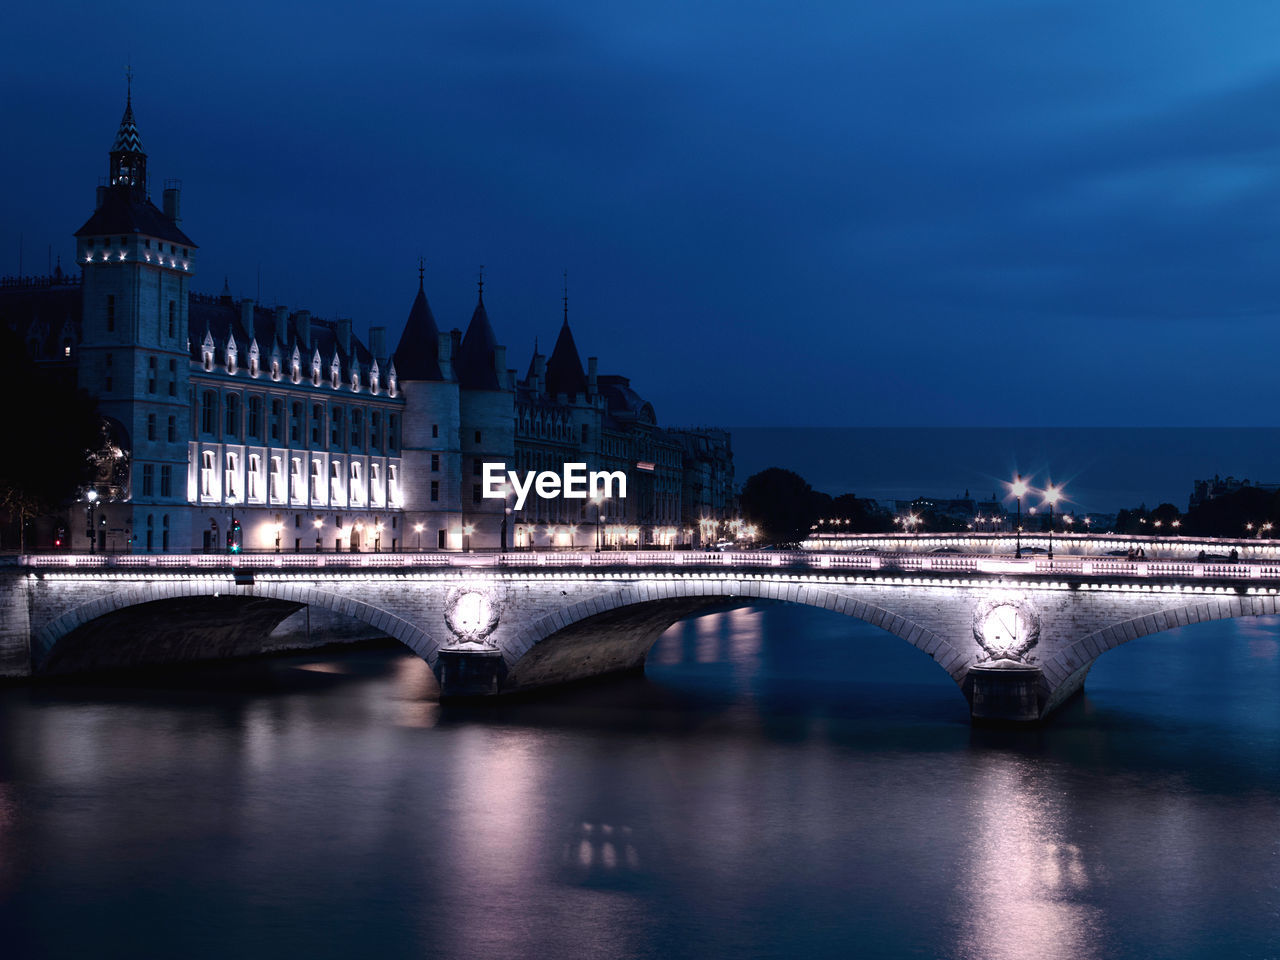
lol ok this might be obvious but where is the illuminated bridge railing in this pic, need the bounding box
[14,550,1280,582]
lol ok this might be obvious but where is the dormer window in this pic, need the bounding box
[249,349,259,378]
[226,345,237,375]
[271,359,281,381]
[331,362,341,390]
[351,371,360,392]
[311,353,322,387]
[388,374,397,398]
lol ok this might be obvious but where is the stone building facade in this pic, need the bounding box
[0,92,732,552]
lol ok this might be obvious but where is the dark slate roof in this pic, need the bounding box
[112,99,144,154]
[523,341,543,383]
[455,294,502,390]
[599,374,656,426]
[188,296,380,385]
[75,188,196,247]
[545,319,588,398]
[392,279,444,381]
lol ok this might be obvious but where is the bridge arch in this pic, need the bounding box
[503,577,969,691]
[1043,592,1280,692]
[33,579,441,673]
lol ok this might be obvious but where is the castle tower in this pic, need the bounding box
[455,274,515,550]
[73,85,197,552]
[393,264,462,549]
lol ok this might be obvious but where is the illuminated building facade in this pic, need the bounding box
[1,91,731,552]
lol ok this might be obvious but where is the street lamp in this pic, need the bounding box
[463,523,475,552]
[86,489,99,554]
[274,518,283,553]
[592,494,604,552]
[1043,483,1062,561]
[313,516,323,552]
[1010,474,1028,559]
[227,495,239,553]
[375,520,384,552]
[414,522,424,552]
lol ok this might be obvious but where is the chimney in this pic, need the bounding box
[274,306,289,347]
[336,318,352,355]
[240,298,255,340]
[369,326,387,361]
[96,185,107,209]
[438,330,454,380]
[163,185,181,224]
[588,356,598,394]
[295,310,311,350]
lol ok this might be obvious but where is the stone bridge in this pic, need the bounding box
[3,547,1279,722]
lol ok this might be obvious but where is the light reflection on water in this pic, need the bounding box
[0,604,1275,959]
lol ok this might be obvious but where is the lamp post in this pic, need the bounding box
[414,522,424,552]
[375,520,383,552]
[274,518,283,553]
[313,516,323,552]
[1011,474,1028,559]
[86,489,98,554]
[592,494,604,552]
[228,495,239,553]
[1044,483,1061,561]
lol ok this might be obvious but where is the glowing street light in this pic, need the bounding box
[313,516,323,552]
[1043,483,1062,561]
[1010,474,1029,559]
[86,489,99,554]
[592,494,605,552]
[414,522,424,552]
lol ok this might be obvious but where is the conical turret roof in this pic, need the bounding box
[545,318,587,398]
[455,292,502,390]
[392,273,444,380]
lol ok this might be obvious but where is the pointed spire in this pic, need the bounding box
[477,264,485,302]
[562,268,569,326]
[392,263,443,380]
[545,281,587,398]
[457,276,501,390]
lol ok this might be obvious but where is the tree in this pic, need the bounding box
[0,326,102,551]
[740,467,826,543]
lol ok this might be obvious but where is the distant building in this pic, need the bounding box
[1188,475,1280,512]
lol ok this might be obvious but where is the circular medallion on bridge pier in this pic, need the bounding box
[444,585,501,645]
[972,596,1041,663]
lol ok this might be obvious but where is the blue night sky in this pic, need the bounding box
[6,1,1280,428]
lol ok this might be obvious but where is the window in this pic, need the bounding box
[370,463,382,506]
[141,464,154,496]
[370,412,381,451]
[310,459,323,500]
[247,396,262,438]
[160,465,172,498]
[106,295,115,332]
[162,514,169,552]
[168,358,177,396]
[168,301,176,338]
[432,423,439,439]
[201,451,215,496]
[225,393,240,438]
[389,464,399,505]
[389,415,399,452]
[473,483,482,504]
[475,430,482,443]
[201,391,217,434]
[311,404,323,444]
[291,402,301,443]
[431,480,439,502]
[350,409,362,449]
[147,356,157,394]
[270,456,282,502]
[225,452,239,499]
[146,515,153,552]
[330,406,343,447]
[350,462,363,504]
[270,400,282,441]
[291,458,303,501]
[329,460,342,501]
[167,415,177,442]
[431,454,439,472]
[147,414,156,441]
[248,454,261,500]
[473,459,481,477]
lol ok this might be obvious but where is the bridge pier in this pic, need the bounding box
[435,648,507,698]
[966,661,1043,724]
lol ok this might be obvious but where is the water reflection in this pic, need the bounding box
[956,755,1101,960]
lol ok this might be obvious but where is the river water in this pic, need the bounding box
[0,603,1276,960]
